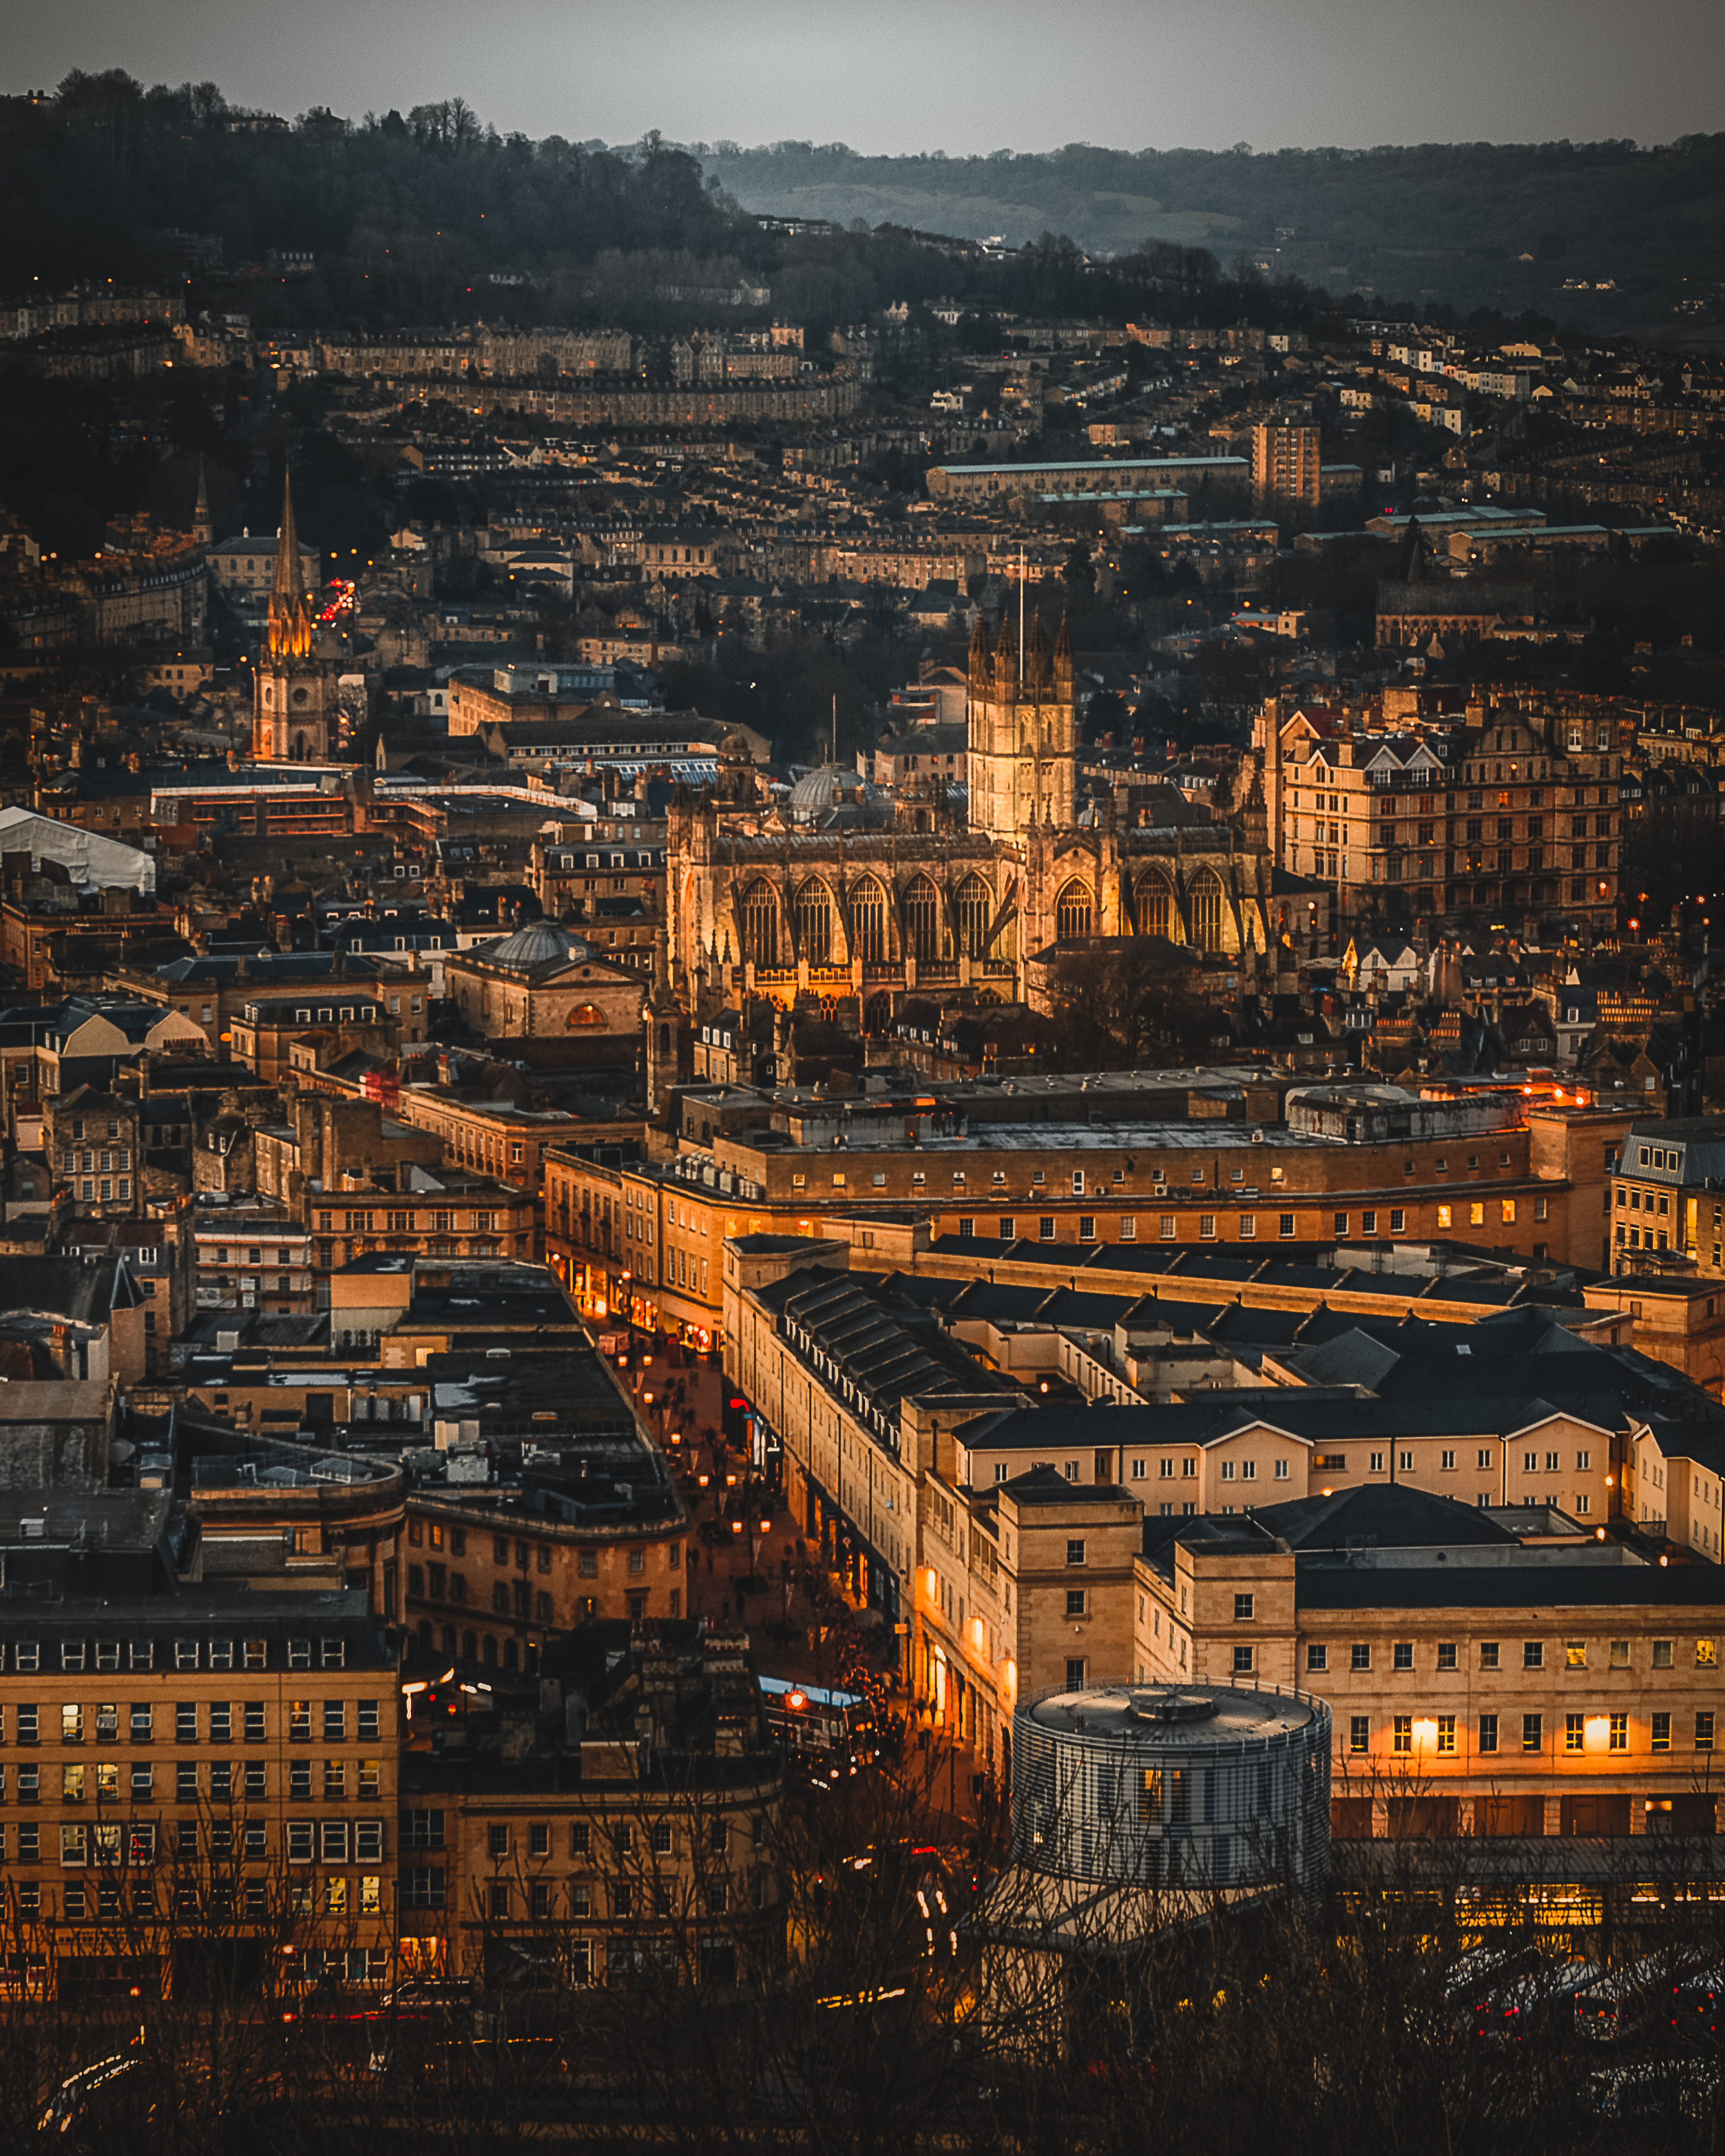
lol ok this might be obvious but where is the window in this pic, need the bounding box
[1609,1714,1627,1752]
[1392,1642,1413,1671]
[1306,1644,1328,1672]
[1478,1714,1498,1755]
[1699,1713,1716,1751]
[1234,1594,1255,1622]
[1232,1644,1253,1674]
[1565,1714,1584,1754]
[244,1703,266,1744]
[1523,1641,1543,1671]
[1565,1641,1587,1669]
[1065,1590,1087,1618]
[1436,1717,1456,1755]
[1653,1639,1673,1668]
[1369,1453,1384,1474]
[1436,1642,1457,1672]
[1523,1715,1543,1752]
[1700,1640,1717,1670]
[1392,1717,1412,1755]
[322,1701,345,1742]
[1066,1540,1086,1567]
[1348,1716,1369,1755]
[1350,1644,1370,1672]
[488,1823,510,1860]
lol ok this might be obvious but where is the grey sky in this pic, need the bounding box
[7,0,1722,154]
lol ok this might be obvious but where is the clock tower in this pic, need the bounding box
[254,473,333,762]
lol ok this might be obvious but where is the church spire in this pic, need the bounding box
[191,457,211,549]
[1024,608,1049,685]
[266,470,313,662]
[967,609,990,691]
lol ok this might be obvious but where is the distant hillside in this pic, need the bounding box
[696,137,1725,336]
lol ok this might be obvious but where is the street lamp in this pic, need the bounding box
[733,1495,774,1593]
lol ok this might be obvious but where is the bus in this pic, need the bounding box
[758,1677,878,1781]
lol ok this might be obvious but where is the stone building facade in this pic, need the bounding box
[667,613,1275,1026]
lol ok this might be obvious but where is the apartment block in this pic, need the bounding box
[1255,693,1627,933]
[1133,1490,1725,1840]
[0,1496,397,2000]
[395,1624,783,1989]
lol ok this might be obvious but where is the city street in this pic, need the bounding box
[617,1335,987,1832]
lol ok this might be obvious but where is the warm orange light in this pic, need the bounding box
[786,1690,806,1711]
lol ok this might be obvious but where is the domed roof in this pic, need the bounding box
[786,764,889,820]
[479,919,591,970]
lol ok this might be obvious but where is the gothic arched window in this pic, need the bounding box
[794,881,833,965]
[903,877,946,963]
[1136,875,1175,940]
[1189,870,1225,952]
[740,881,779,967]
[850,879,888,964]
[1055,879,1093,941]
[955,875,992,957]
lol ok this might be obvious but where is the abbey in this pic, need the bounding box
[253,474,338,763]
[667,611,1278,1025]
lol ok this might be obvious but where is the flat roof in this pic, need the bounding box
[1023,1682,1322,1748]
[933,455,1248,477]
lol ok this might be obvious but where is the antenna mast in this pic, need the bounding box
[1018,546,1025,679]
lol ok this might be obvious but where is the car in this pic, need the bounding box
[1590,2058,1725,2120]
[1472,1958,1602,2041]
[375,1978,475,2016]
[38,2055,143,2139]
[1670,1964,1725,2044]
[1576,1954,1700,2044]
